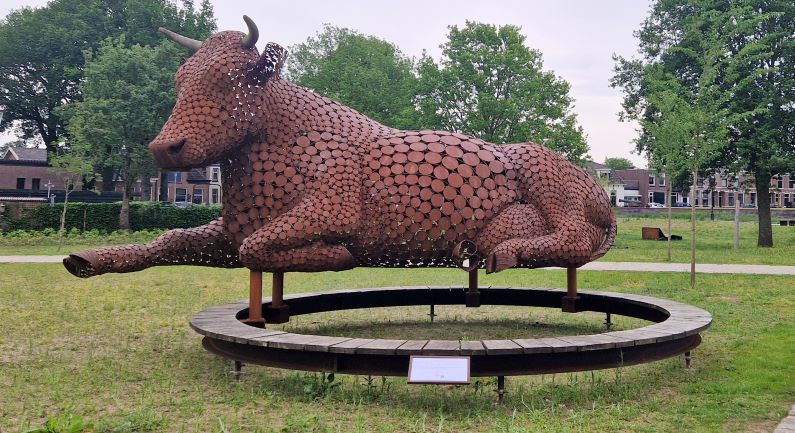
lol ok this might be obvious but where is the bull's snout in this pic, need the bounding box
[149,137,187,168]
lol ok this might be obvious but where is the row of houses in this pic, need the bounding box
[586,161,795,208]
[3,146,794,209]
[1,147,221,205]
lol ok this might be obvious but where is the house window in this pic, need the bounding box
[648,192,654,203]
[31,178,41,190]
[210,186,220,204]
[175,188,187,203]
[750,192,756,206]
[777,178,784,189]
[211,167,221,183]
[16,178,25,189]
[648,175,655,186]
[721,178,728,187]
[789,175,795,189]
[192,188,203,204]
[168,172,182,183]
[660,174,666,187]
[701,190,709,206]
[728,192,735,207]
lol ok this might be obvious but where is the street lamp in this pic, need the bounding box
[44,180,54,199]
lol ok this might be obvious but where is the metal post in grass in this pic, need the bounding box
[562,267,579,312]
[244,270,264,327]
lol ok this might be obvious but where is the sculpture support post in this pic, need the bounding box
[562,267,579,313]
[244,270,265,327]
[265,271,290,323]
[465,269,481,307]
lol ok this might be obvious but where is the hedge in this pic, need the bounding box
[3,202,221,232]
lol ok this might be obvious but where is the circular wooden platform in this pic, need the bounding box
[190,287,711,376]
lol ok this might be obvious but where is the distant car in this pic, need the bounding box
[743,203,756,208]
[674,202,692,207]
[173,201,192,208]
[648,202,665,208]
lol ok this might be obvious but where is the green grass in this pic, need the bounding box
[1,265,793,432]
[604,216,795,265]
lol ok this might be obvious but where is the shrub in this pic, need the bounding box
[4,202,221,232]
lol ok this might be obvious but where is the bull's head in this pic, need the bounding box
[149,16,287,169]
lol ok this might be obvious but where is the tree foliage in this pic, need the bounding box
[0,0,215,151]
[416,22,588,162]
[287,25,420,130]
[603,157,635,170]
[57,38,183,228]
[612,0,794,247]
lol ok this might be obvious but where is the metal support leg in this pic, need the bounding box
[466,269,481,307]
[233,360,243,380]
[684,350,692,369]
[605,312,612,330]
[495,376,506,404]
[562,267,580,313]
[242,271,265,327]
[428,304,436,323]
[264,271,290,323]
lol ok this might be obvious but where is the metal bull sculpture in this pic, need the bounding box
[63,16,616,280]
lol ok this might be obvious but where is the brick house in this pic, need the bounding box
[1,147,65,191]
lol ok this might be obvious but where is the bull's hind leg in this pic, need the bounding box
[474,204,549,270]
[485,223,597,273]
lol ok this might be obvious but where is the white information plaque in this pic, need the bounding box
[407,356,471,384]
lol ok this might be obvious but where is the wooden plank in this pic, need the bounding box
[422,340,460,355]
[459,340,486,355]
[328,338,376,354]
[534,337,578,352]
[512,338,553,354]
[396,340,428,355]
[302,336,353,352]
[481,339,522,355]
[356,339,407,355]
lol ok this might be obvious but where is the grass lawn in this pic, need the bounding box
[1,264,793,432]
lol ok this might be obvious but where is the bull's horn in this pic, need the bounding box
[158,27,202,52]
[241,15,259,48]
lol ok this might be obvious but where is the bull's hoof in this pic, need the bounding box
[486,252,518,274]
[63,250,101,278]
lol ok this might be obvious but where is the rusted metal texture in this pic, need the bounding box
[63,16,616,278]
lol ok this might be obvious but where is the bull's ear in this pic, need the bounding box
[249,42,288,85]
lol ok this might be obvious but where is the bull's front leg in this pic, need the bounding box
[63,219,241,278]
[239,193,359,272]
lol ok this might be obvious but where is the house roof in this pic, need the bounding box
[585,161,610,170]
[3,147,47,162]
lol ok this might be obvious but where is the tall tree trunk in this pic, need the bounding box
[57,190,70,252]
[120,183,131,230]
[159,170,169,202]
[690,167,697,290]
[755,174,773,247]
[733,192,740,250]
[101,166,115,192]
[667,180,672,262]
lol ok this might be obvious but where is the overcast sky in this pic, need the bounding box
[2,0,652,167]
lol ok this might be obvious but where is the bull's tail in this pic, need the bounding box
[589,212,617,261]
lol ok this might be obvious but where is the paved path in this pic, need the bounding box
[775,405,795,433]
[2,255,795,276]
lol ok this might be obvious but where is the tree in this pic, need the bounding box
[603,157,634,170]
[612,0,794,247]
[416,22,588,162]
[58,38,183,229]
[48,142,95,251]
[0,0,215,155]
[287,25,420,130]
